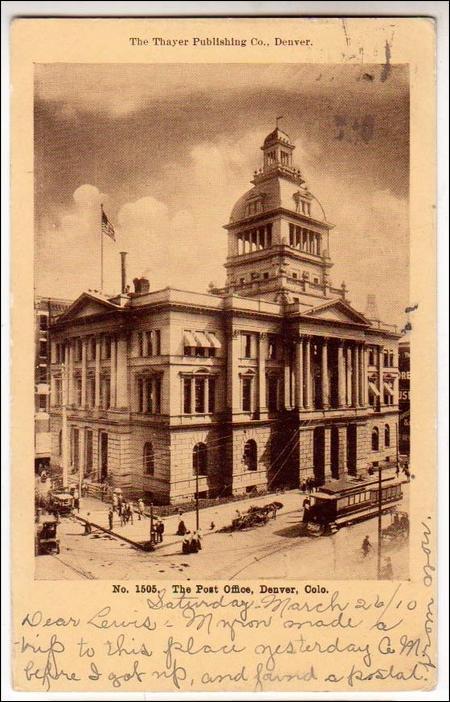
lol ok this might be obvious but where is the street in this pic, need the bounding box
[35,482,409,582]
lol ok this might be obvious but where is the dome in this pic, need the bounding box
[263,127,292,147]
[229,179,324,223]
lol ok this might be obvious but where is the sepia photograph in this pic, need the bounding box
[33,62,412,582]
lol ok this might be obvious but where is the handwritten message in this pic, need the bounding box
[14,583,436,692]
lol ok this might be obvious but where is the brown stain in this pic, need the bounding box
[381,40,392,82]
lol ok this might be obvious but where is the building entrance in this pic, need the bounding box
[100,432,108,481]
[313,426,325,485]
[330,426,340,479]
[347,424,357,475]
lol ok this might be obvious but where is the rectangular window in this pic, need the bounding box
[146,379,153,414]
[242,376,252,412]
[87,377,95,408]
[208,347,216,358]
[183,378,192,414]
[268,335,277,360]
[383,351,389,367]
[289,223,295,246]
[195,377,205,413]
[138,332,144,356]
[39,315,48,331]
[154,377,161,414]
[292,272,298,279]
[266,223,272,247]
[75,377,82,406]
[137,377,144,412]
[184,346,192,356]
[263,272,269,280]
[208,377,216,413]
[155,330,161,356]
[102,378,111,409]
[88,338,96,361]
[146,331,153,356]
[39,340,47,357]
[103,336,111,360]
[38,366,47,383]
[54,378,62,405]
[85,430,93,474]
[38,394,47,411]
[268,376,278,412]
[243,333,252,359]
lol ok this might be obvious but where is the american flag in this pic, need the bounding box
[101,206,116,241]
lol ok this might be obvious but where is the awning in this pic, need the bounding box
[368,382,380,397]
[193,331,211,348]
[183,331,197,347]
[384,382,395,397]
[205,331,221,349]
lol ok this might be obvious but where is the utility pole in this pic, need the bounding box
[150,502,154,545]
[377,463,382,579]
[195,467,200,531]
[61,362,69,488]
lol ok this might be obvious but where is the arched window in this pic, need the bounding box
[371,427,379,452]
[193,442,208,476]
[143,442,155,475]
[384,424,390,447]
[58,429,62,456]
[243,439,258,471]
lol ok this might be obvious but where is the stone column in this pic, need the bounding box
[81,338,88,408]
[295,337,304,410]
[94,337,101,407]
[142,376,148,413]
[116,334,128,409]
[337,341,346,408]
[203,376,209,414]
[304,337,312,409]
[258,333,268,417]
[362,344,369,406]
[321,338,330,409]
[284,343,292,409]
[67,341,74,406]
[79,427,85,479]
[110,336,117,409]
[377,345,384,407]
[346,345,352,406]
[351,344,358,407]
[228,329,241,414]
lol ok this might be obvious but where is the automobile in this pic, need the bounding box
[48,491,73,516]
[35,520,60,555]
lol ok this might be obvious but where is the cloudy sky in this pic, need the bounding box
[35,63,409,325]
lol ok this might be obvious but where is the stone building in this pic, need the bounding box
[34,295,72,471]
[49,126,400,503]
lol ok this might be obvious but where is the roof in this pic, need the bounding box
[229,178,324,223]
[263,127,292,147]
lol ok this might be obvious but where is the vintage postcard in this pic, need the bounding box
[9,16,437,694]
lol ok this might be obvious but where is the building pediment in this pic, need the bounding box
[303,299,371,326]
[56,292,120,323]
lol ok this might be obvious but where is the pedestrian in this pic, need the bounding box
[117,495,123,517]
[302,499,311,523]
[73,487,80,512]
[176,519,188,536]
[84,513,92,535]
[300,481,306,493]
[189,533,199,554]
[108,507,113,531]
[158,520,165,543]
[137,498,145,520]
[381,557,393,579]
[81,480,87,498]
[395,463,400,477]
[235,509,241,519]
[120,507,127,527]
[112,493,118,513]
[210,521,215,530]
[127,502,134,525]
[182,537,190,554]
[195,529,202,551]
[361,535,372,557]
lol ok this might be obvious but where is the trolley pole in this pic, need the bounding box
[377,464,382,579]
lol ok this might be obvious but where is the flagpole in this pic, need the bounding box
[100,204,104,291]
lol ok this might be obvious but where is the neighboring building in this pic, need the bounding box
[49,126,401,503]
[35,296,72,471]
[398,336,410,456]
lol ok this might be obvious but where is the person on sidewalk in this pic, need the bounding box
[381,556,393,579]
[73,487,80,513]
[84,514,92,535]
[137,498,145,520]
[189,533,199,554]
[176,519,188,536]
[127,502,134,525]
[108,507,113,531]
[157,520,165,543]
[361,535,372,558]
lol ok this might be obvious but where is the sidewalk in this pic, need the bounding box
[73,490,302,551]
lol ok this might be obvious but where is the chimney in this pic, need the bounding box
[119,251,127,294]
[133,277,141,294]
[139,277,150,294]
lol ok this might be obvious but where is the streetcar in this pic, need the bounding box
[305,473,403,535]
